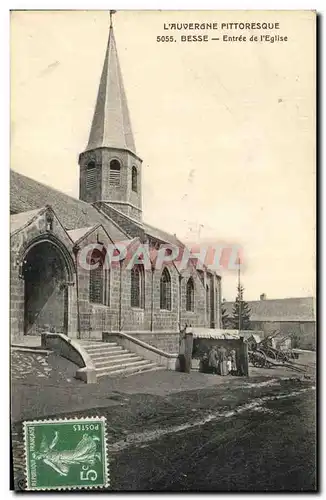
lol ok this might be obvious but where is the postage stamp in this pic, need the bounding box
[23,417,109,491]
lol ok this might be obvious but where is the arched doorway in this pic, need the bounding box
[22,240,71,335]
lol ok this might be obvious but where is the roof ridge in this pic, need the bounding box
[224,296,315,303]
[11,169,86,205]
[92,204,131,238]
[97,202,144,227]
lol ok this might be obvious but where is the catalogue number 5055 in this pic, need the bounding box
[157,36,175,42]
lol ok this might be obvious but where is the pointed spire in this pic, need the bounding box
[86,20,136,154]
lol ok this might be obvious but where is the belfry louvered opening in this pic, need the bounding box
[109,159,121,186]
[86,161,97,191]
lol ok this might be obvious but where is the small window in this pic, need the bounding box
[186,277,194,312]
[89,250,110,306]
[109,159,121,186]
[160,268,171,310]
[131,265,145,308]
[132,166,138,192]
[87,161,96,170]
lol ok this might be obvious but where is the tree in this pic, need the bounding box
[230,284,252,330]
[221,306,231,329]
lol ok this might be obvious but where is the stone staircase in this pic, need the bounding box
[80,341,166,379]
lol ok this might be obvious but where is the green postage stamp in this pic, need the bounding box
[23,417,109,491]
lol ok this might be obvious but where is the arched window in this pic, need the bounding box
[160,268,171,310]
[109,159,121,186]
[132,166,138,192]
[89,250,110,305]
[186,277,194,312]
[131,264,144,308]
[86,160,96,192]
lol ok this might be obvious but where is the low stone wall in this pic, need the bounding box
[103,331,179,370]
[119,331,180,354]
[41,332,97,383]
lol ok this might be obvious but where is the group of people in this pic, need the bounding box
[201,345,237,376]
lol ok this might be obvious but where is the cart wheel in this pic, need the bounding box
[276,352,286,363]
[256,350,268,368]
[250,352,261,367]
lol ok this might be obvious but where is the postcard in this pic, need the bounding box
[10,10,316,491]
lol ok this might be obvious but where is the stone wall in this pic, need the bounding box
[79,147,143,221]
[127,332,180,354]
[179,267,206,329]
[75,226,120,339]
[151,266,179,331]
[120,264,152,331]
[10,249,25,343]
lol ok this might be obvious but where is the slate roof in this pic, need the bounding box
[10,170,129,242]
[10,169,184,251]
[86,25,136,154]
[143,221,184,247]
[191,328,260,339]
[10,208,43,235]
[96,201,185,248]
[192,328,240,339]
[223,297,316,322]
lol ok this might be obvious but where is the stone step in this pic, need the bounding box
[96,362,165,378]
[93,355,143,367]
[130,365,166,376]
[84,346,123,354]
[80,342,118,349]
[83,342,121,349]
[78,340,166,380]
[95,359,154,374]
[88,350,132,362]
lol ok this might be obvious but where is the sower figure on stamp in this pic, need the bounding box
[35,431,101,477]
[208,346,219,374]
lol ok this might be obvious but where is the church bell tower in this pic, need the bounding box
[79,15,142,221]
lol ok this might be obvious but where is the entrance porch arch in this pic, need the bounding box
[21,235,75,336]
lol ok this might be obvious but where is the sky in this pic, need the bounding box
[10,10,316,301]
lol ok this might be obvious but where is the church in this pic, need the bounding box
[10,20,222,357]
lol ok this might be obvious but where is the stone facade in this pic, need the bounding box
[79,147,142,221]
[10,206,220,351]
